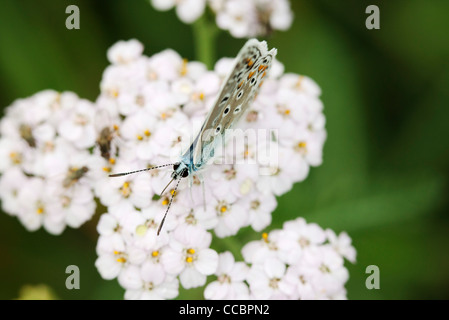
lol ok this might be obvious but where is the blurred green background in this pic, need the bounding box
[0,0,448,300]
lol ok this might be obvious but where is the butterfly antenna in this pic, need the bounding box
[109,163,174,177]
[160,176,176,196]
[157,177,181,235]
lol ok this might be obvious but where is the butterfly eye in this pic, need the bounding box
[173,163,180,171]
[181,169,189,178]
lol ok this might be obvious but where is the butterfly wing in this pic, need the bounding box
[191,39,277,170]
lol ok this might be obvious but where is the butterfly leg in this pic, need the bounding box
[197,173,206,211]
[188,175,194,205]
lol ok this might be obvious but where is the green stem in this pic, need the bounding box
[192,14,219,69]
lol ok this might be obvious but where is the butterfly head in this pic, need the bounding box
[172,162,189,180]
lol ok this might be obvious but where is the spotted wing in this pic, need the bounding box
[191,39,277,169]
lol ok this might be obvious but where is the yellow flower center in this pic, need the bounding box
[191,92,205,101]
[185,248,196,264]
[113,250,127,263]
[135,95,145,106]
[9,152,22,164]
[319,264,331,273]
[269,278,280,289]
[180,58,188,76]
[251,200,260,210]
[262,232,269,242]
[298,236,310,248]
[295,75,305,90]
[110,89,119,98]
[218,274,231,284]
[120,182,131,198]
[277,104,291,117]
[295,141,308,154]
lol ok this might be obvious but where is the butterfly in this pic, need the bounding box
[110,39,277,235]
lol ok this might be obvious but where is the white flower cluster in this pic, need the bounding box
[0,39,334,299]
[92,39,328,298]
[0,91,98,234]
[205,218,356,300]
[150,0,294,38]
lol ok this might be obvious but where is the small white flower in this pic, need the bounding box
[241,231,283,264]
[57,98,96,149]
[211,0,294,38]
[174,201,219,231]
[107,39,144,65]
[16,178,65,235]
[147,49,185,82]
[95,161,153,208]
[246,258,294,299]
[0,167,28,216]
[256,146,307,195]
[0,138,28,172]
[215,0,258,38]
[285,128,325,168]
[95,233,128,280]
[46,184,96,229]
[204,251,249,299]
[277,217,326,265]
[181,72,221,117]
[123,262,179,300]
[284,265,318,300]
[161,224,218,289]
[211,195,248,238]
[97,212,121,236]
[300,246,349,298]
[279,74,322,97]
[120,110,161,161]
[242,190,277,232]
[151,0,206,24]
[326,229,357,263]
[264,0,294,31]
[208,163,258,199]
